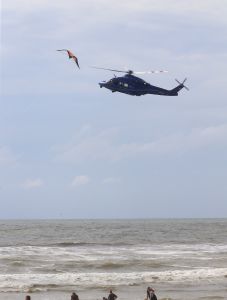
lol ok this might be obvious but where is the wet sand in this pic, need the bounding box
[1,283,227,300]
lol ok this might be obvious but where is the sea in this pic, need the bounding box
[0,219,226,300]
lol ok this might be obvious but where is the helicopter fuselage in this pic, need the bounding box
[99,74,182,96]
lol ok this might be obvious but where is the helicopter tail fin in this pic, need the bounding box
[170,78,189,95]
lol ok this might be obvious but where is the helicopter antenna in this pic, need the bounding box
[91,66,168,75]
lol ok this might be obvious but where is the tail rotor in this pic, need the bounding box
[175,78,189,91]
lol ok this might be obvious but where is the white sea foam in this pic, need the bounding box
[1,243,227,276]
[1,220,227,297]
[0,268,226,292]
[1,243,227,258]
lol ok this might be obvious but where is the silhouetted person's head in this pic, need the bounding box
[25,296,31,300]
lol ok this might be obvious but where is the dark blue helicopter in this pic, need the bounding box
[94,67,189,96]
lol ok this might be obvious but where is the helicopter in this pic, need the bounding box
[93,67,189,96]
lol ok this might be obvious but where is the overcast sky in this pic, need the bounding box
[1,0,227,218]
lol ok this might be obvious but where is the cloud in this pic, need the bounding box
[71,175,90,187]
[3,0,227,56]
[3,0,227,24]
[102,177,121,184]
[54,124,227,164]
[2,0,227,98]
[21,178,44,190]
[0,146,17,165]
[53,127,118,164]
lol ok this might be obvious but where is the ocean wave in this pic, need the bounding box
[47,242,132,247]
[199,297,225,300]
[81,259,166,270]
[2,243,227,260]
[1,243,227,254]
[0,268,226,292]
[1,243,227,275]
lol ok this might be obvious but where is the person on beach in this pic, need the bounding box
[108,289,118,300]
[25,296,31,300]
[71,292,79,300]
[147,287,157,300]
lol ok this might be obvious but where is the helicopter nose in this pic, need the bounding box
[99,82,106,88]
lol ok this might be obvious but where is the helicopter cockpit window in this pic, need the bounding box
[109,79,117,85]
[123,83,128,88]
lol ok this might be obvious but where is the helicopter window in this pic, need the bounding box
[123,83,128,88]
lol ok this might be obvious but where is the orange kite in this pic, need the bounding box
[57,49,80,69]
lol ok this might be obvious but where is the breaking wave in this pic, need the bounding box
[0,268,226,292]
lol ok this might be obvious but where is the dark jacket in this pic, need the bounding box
[147,289,157,300]
[108,292,117,300]
[151,294,157,300]
[71,293,79,300]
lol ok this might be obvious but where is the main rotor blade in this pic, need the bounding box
[91,66,168,75]
[91,66,128,73]
[134,70,168,74]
